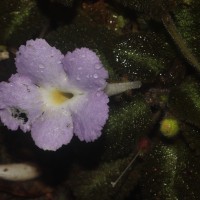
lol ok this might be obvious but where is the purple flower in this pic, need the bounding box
[0,39,109,151]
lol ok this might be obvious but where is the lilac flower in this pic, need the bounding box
[0,39,109,151]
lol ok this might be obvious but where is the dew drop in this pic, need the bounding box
[86,74,90,78]
[93,74,98,79]
[95,64,102,69]
[97,87,102,91]
[39,64,45,69]
[78,67,82,70]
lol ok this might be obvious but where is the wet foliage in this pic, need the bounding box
[1,0,200,199]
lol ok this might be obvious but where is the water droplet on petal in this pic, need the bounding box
[39,64,45,69]
[95,64,102,69]
[86,74,90,78]
[93,74,98,79]
[57,61,62,64]
[97,87,102,91]
[78,67,82,70]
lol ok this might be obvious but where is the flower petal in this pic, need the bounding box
[31,110,73,151]
[62,48,108,91]
[0,74,43,131]
[72,91,109,142]
[15,39,67,86]
[0,109,30,131]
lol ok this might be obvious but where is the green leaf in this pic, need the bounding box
[68,157,140,200]
[0,0,46,46]
[111,0,176,19]
[140,140,200,199]
[102,94,153,161]
[182,124,200,155]
[169,78,200,128]
[174,0,200,59]
[111,32,175,83]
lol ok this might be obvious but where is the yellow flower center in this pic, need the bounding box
[51,90,73,105]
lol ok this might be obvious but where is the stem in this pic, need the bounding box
[111,150,141,188]
[105,81,141,97]
[162,13,200,72]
